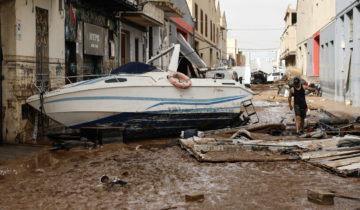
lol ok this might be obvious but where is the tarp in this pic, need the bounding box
[110,62,157,74]
[177,34,207,69]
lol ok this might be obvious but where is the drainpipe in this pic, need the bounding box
[146,26,149,62]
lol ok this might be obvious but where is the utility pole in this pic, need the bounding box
[117,12,122,66]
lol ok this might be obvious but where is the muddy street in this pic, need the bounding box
[1,96,360,209]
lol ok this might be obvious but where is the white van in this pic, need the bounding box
[267,72,284,83]
[205,66,251,85]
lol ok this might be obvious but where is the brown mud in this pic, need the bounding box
[1,99,360,209]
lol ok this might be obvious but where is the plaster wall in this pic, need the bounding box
[319,22,336,99]
[1,0,65,143]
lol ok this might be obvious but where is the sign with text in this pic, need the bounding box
[84,23,104,56]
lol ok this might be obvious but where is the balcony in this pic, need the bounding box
[150,0,183,18]
[85,0,138,12]
[123,2,165,26]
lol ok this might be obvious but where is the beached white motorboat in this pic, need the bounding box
[27,44,253,139]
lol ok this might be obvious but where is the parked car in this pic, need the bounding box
[251,71,268,84]
[267,72,284,83]
[205,67,251,86]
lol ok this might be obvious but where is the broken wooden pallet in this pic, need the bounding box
[179,138,299,162]
[301,150,360,177]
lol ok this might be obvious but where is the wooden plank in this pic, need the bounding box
[301,150,360,160]
[320,156,360,168]
[337,162,360,171]
[307,153,360,164]
[326,146,360,151]
[344,49,352,90]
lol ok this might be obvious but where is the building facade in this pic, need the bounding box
[227,38,237,66]
[320,0,360,106]
[293,0,360,107]
[0,0,184,144]
[280,5,297,67]
[236,52,246,67]
[296,0,336,76]
[186,0,227,67]
[1,0,65,144]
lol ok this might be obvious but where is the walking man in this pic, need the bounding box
[288,77,317,134]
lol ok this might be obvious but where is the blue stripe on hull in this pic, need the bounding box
[45,95,248,104]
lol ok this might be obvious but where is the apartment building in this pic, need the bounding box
[186,0,227,67]
[320,0,360,106]
[294,0,359,107]
[280,5,297,67]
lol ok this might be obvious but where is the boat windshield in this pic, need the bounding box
[110,62,163,75]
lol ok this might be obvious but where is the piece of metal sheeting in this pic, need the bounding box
[177,34,207,69]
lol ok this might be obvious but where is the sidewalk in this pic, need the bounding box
[253,85,360,121]
[307,97,360,120]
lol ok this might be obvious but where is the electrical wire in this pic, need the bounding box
[228,28,283,31]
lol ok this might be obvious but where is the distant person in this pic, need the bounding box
[288,77,317,135]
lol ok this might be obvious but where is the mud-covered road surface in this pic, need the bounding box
[1,99,360,209]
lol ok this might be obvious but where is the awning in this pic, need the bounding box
[177,34,207,69]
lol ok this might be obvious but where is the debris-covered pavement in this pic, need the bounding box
[1,85,360,209]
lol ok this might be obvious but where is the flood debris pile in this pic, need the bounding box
[180,121,360,177]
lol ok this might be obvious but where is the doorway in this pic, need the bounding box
[313,32,320,76]
[121,31,129,65]
[65,42,76,84]
[36,7,50,89]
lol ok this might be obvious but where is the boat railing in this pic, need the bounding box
[33,73,161,93]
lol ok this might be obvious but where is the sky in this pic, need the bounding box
[220,0,297,51]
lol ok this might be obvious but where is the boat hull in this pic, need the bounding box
[68,111,247,140]
[27,74,253,139]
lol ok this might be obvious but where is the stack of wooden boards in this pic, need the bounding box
[179,124,360,177]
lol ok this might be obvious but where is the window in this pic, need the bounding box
[213,23,215,42]
[347,11,353,41]
[205,14,208,37]
[195,4,198,30]
[149,27,153,59]
[105,78,127,83]
[195,41,199,54]
[292,13,297,25]
[210,20,212,41]
[135,38,139,62]
[201,10,203,34]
